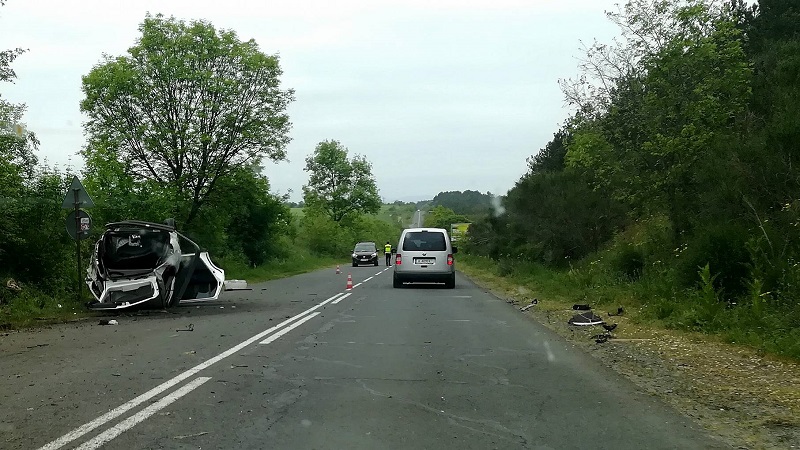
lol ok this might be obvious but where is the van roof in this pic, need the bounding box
[403,228,448,233]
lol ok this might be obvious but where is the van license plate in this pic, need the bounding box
[415,258,435,265]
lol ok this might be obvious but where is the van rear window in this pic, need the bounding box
[402,231,447,251]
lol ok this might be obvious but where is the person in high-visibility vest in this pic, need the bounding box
[384,242,392,266]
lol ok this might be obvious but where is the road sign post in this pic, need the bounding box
[62,176,95,304]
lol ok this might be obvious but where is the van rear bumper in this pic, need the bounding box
[393,271,453,282]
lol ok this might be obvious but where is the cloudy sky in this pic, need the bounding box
[0,0,620,202]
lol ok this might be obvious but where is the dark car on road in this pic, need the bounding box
[352,241,379,267]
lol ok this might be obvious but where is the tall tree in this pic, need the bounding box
[565,1,751,230]
[80,13,294,227]
[302,140,381,222]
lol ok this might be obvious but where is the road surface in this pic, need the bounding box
[0,267,728,449]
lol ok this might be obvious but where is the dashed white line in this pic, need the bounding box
[352,282,363,288]
[332,292,352,304]
[364,276,374,282]
[259,312,320,344]
[75,377,212,450]
[39,292,344,450]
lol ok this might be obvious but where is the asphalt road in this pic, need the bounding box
[0,267,728,449]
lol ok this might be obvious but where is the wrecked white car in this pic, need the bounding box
[86,220,225,310]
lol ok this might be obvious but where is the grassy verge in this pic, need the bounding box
[219,251,339,283]
[0,286,96,330]
[458,253,800,360]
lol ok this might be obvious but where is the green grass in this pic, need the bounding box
[220,252,340,283]
[0,286,100,329]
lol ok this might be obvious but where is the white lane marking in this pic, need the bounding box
[39,292,343,450]
[75,377,211,450]
[259,312,320,344]
[364,276,373,282]
[332,292,352,304]
[352,282,363,288]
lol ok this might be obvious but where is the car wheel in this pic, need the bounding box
[393,273,402,288]
[374,260,379,266]
[352,262,357,267]
[445,273,455,289]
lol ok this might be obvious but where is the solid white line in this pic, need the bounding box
[38,292,344,450]
[331,292,352,304]
[259,312,319,344]
[364,276,373,282]
[352,282,362,288]
[75,377,211,450]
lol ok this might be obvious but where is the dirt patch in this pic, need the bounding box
[462,270,800,450]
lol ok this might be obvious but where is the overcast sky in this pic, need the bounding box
[0,0,620,202]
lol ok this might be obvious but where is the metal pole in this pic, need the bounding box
[74,189,82,303]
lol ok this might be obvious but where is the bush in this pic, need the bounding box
[675,223,752,298]
[609,243,644,280]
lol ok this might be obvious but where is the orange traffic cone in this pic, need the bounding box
[346,273,353,290]
[336,265,341,274]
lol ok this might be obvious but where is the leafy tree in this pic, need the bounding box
[80,13,294,227]
[204,165,292,265]
[423,205,470,230]
[302,140,381,222]
[527,129,569,174]
[565,1,751,230]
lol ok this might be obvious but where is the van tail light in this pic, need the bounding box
[447,254,454,265]
[395,254,402,265]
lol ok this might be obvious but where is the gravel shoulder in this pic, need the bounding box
[458,268,800,450]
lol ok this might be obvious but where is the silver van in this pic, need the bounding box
[393,228,457,288]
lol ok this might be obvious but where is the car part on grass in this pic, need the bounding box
[608,306,625,316]
[567,311,604,326]
[85,220,225,311]
[520,298,539,311]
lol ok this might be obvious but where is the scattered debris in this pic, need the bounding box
[176,323,194,332]
[568,311,603,326]
[26,343,49,349]
[224,279,249,291]
[6,278,22,292]
[602,323,618,333]
[608,306,625,316]
[595,336,609,344]
[520,298,539,312]
[572,304,591,310]
[174,431,209,440]
[98,319,119,325]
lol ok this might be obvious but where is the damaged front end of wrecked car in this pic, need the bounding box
[85,220,225,310]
